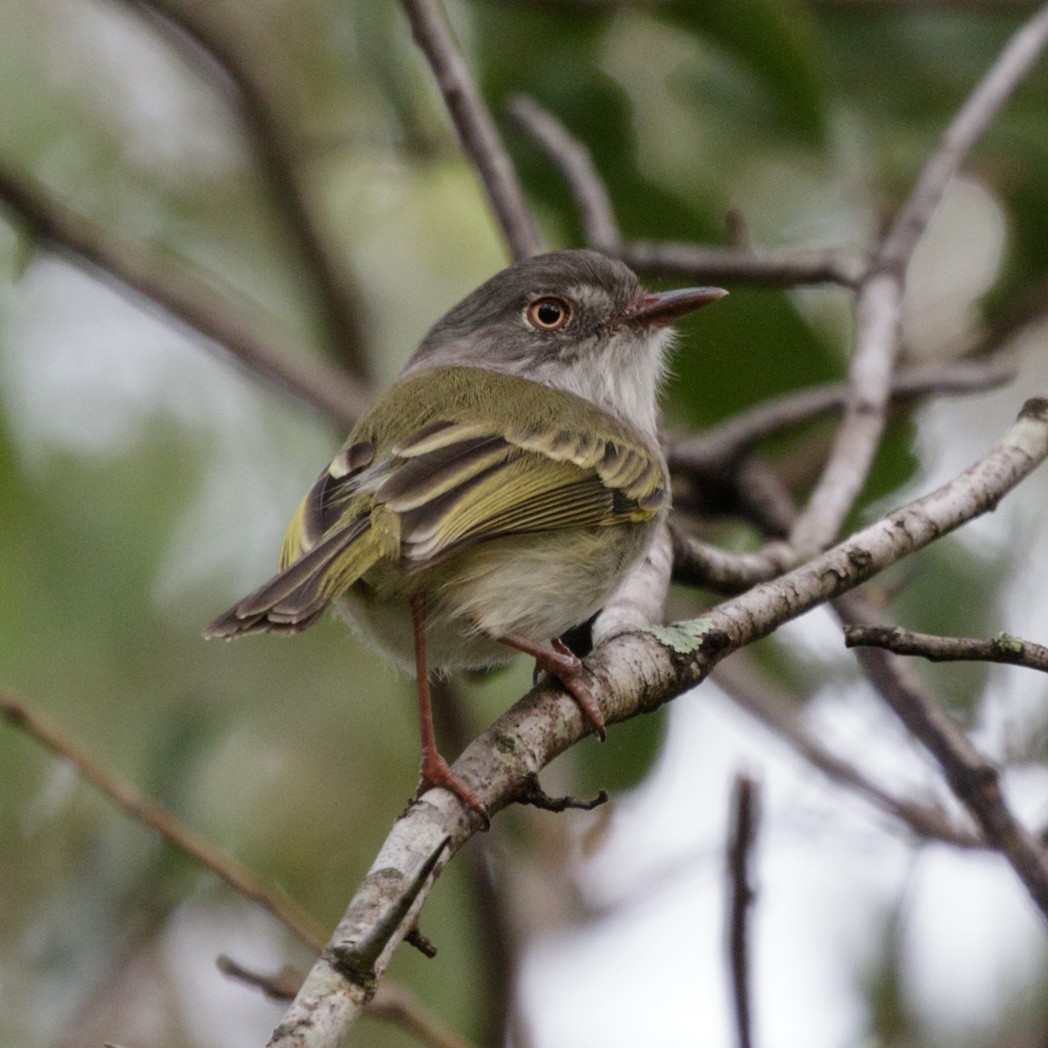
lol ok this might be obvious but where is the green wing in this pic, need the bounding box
[204,368,667,638]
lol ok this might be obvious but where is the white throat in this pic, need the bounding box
[530,326,674,438]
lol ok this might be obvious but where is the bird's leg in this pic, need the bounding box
[410,591,488,819]
[499,633,607,741]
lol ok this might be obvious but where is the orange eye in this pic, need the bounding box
[525,297,571,331]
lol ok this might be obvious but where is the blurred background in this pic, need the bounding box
[3,1,1048,1046]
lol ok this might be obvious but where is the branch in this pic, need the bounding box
[0,692,473,1048]
[881,1,1048,270]
[669,354,1018,475]
[726,775,760,1048]
[615,240,866,288]
[788,271,903,555]
[429,676,520,1048]
[670,527,795,593]
[266,399,1048,1046]
[401,0,543,260]
[504,93,870,288]
[506,94,620,249]
[218,958,476,1048]
[712,660,983,847]
[116,0,371,380]
[0,691,327,952]
[0,170,367,428]
[836,594,1048,916]
[788,4,1048,555]
[845,625,1048,673]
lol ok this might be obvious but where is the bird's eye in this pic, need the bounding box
[525,297,571,331]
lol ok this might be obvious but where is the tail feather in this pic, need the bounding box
[203,518,376,639]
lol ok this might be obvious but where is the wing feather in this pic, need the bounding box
[206,368,669,639]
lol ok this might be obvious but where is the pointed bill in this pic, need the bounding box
[625,286,728,327]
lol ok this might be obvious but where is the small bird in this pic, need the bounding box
[205,250,725,816]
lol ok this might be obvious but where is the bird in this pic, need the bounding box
[205,249,725,817]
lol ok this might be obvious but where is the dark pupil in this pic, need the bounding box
[536,301,562,326]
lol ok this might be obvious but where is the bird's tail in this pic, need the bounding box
[203,513,392,638]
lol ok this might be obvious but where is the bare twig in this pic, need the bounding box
[836,594,1048,918]
[726,774,761,1048]
[881,2,1048,270]
[401,0,543,260]
[713,660,982,847]
[266,400,1048,1047]
[0,171,366,428]
[0,691,327,952]
[670,527,796,593]
[669,354,1018,475]
[429,676,520,1048]
[117,0,371,379]
[615,241,866,288]
[368,981,482,1048]
[0,690,478,1048]
[788,271,904,555]
[218,956,304,1002]
[507,94,620,248]
[845,625,1048,673]
[516,774,609,811]
[218,957,477,1048]
[788,5,1048,556]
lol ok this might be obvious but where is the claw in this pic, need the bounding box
[500,633,607,741]
[417,751,490,827]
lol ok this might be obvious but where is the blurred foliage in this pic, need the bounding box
[2,0,1048,1046]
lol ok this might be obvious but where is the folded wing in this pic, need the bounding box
[204,379,666,639]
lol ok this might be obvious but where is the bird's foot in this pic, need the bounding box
[505,634,606,741]
[417,750,490,827]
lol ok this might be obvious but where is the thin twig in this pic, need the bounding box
[669,354,1018,474]
[670,527,796,593]
[788,5,1048,555]
[880,2,1048,271]
[615,241,866,288]
[845,625,1048,673]
[788,271,903,555]
[0,691,327,953]
[506,94,620,248]
[0,691,474,1048]
[726,774,761,1048]
[217,957,477,1048]
[401,0,543,260]
[116,0,371,379]
[368,981,482,1048]
[713,660,982,847]
[835,594,1048,916]
[429,676,522,1048]
[218,956,304,1002]
[266,400,1048,1048]
[0,170,367,427]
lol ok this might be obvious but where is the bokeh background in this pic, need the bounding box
[3,2,1048,1046]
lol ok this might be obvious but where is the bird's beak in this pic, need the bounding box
[625,286,728,328]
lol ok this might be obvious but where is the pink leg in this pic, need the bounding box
[500,633,607,741]
[411,592,488,818]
